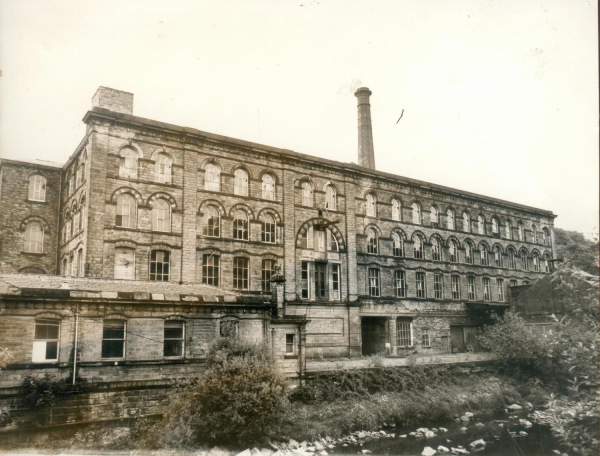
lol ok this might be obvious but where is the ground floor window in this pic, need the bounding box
[32,319,60,363]
[396,318,413,347]
[395,270,406,297]
[467,276,476,301]
[301,261,311,299]
[421,328,431,347]
[164,321,184,357]
[433,273,443,299]
[314,262,326,298]
[102,320,125,359]
[262,259,276,292]
[286,334,295,355]
[451,275,460,300]
[331,264,340,300]
[416,272,426,298]
[496,278,505,302]
[483,277,491,301]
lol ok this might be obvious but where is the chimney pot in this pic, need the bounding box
[92,87,134,115]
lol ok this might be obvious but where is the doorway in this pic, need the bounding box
[361,317,387,355]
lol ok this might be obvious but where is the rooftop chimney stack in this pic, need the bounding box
[354,87,375,170]
[92,87,134,115]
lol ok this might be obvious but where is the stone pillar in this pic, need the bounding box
[344,180,358,301]
[354,87,376,170]
[181,147,199,283]
[388,316,397,356]
[270,267,286,317]
[348,305,362,357]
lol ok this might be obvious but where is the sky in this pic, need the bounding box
[1,0,598,237]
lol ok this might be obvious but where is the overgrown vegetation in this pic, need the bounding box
[554,228,599,275]
[479,265,599,455]
[140,337,288,449]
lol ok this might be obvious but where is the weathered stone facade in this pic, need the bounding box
[0,86,557,380]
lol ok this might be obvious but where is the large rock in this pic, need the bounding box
[437,446,450,454]
[209,447,230,456]
[235,450,251,456]
[288,439,300,449]
[425,431,436,439]
[468,439,486,453]
[451,448,470,454]
[507,404,523,411]
[417,428,430,434]
[422,447,437,456]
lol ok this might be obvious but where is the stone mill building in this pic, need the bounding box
[0,86,556,389]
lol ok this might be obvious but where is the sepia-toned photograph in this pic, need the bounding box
[0,1,598,455]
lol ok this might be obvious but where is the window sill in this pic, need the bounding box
[26,199,48,204]
[284,355,298,359]
[21,251,46,256]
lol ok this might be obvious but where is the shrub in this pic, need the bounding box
[141,337,288,449]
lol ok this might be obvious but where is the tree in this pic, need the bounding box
[554,228,598,275]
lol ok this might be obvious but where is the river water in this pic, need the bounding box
[326,409,561,456]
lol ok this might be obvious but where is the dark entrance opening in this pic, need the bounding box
[361,317,387,356]
[450,325,482,353]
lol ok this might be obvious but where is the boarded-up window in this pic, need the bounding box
[114,248,135,280]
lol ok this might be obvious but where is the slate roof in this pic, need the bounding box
[0,274,266,304]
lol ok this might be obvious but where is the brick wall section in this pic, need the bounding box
[0,161,61,274]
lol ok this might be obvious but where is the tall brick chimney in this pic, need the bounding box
[92,87,134,115]
[354,87,375,170]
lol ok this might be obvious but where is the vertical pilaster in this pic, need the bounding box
[345,179,358,301]
[282,168,297,301]
[181,146,198,283]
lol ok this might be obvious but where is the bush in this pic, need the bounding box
[141,337,288,449]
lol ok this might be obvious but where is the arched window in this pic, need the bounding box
[301,182,313,207]
[366,194,376,217]
[430,206,438,224]
[80,196,86,230]
[392,232,404,257]
[65,211,71,240]
[261,214,276,243]
[518,222,525,242]
[391,199,401,221]
[329,230,339,252]
[116,194,137,228]
[412,203,421,225]
[480,244,489,266]
[543,253,551,273]
[542,228,550,246]
[520,250,529,270]
[24,221,44,253]
[73,204,80,233]
[203,205,220,237]
[431,237,441,261]
[262,174,275,200]
[325,185,336,211]
[532,252,540,272]
[492,217,499,234]
[465,241,474,264]
[205,164,221,192]
[447,209,455,230]
[494,246,503,267]
[119,148,138,179]
[78,248,84,277]
[449,239,458,263]
[508,248,517,269]
[413,234,424,259]
[366,228,378,254]
[478,215,485,235]
[69,174,75,195]
[28,175,46,202]
[462,212,470,232]
[532,225,538,244]
[152,199,171,232]
[155,154,172,184]
[233,209,249,240]
[505,220,512,239]
[234,169,249,196]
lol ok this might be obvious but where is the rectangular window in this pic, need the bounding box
[396,318,413,347]
[395,270,406,297]
[467,277,476,301]
[496,278,505,302]
[285,334,295,355]
[331,264,340,300]
[451,275,461,300]
[301,261,311,299]
[434,273,443,299]
[416,272,426,298]
[32,320,60,363]
[102,320,125,359]
[150,250,170,281]
[202,253,220,286]
[315,262,326,298]
[114,248,135,280]
[220,320,239,338]
[421,328,430,347]
[164,321,184,357]
[368,268,380,297]
[233,257,249,290]
[317,230,326,252]
[262,259,275,292]
[483,277,491,301]
[510,279,517,288]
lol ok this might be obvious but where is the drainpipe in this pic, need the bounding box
[72,302,79,385]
